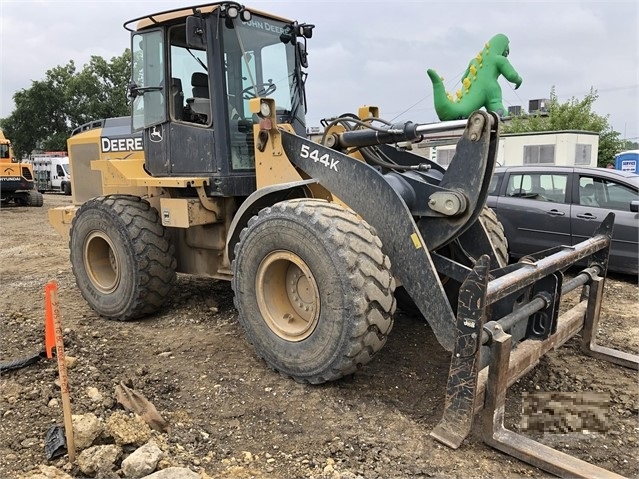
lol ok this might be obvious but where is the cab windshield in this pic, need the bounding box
[223,15,305,131]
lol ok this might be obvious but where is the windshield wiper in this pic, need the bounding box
[187,47,208,72]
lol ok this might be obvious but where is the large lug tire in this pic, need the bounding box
[479,206,509,268]
[26,190,44,207]
[70,195,177,321]
[231,199,396,384]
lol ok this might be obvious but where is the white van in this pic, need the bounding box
[32,156,72,195]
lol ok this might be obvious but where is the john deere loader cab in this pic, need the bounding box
[126,3,310,195]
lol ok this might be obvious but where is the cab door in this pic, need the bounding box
[130,29,169,176]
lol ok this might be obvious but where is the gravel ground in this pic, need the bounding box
[1,193,637,478]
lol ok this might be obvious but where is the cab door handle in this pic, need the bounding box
[576,213,597,220]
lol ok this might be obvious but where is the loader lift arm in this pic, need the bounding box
[280,110,499,351]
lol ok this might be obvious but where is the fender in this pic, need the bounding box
[226,178,317,262]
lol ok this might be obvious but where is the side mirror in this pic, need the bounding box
[630,200,639,213]
[186,16,207,48]
[297,42,308,68]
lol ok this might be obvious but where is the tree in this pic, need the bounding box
[503,87,625,167]
[0,50,131,159]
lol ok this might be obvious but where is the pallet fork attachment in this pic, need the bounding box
[431,212,639,478]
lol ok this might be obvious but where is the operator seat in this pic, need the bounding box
[191,72,209,98]
[186,72,210,123]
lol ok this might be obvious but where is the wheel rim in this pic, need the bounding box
[255,250,320,341]
[84,231,120,294]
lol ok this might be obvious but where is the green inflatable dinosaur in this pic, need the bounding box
[427,33,522,121]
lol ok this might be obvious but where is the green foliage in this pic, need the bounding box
[621,139,639,151]
[0,50,131,158]
[502,87,626,167]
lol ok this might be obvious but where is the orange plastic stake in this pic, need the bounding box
[44,282,57,359]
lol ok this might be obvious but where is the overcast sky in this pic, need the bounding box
[1,1,637,140]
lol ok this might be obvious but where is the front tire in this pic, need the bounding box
[70,195,176,321]
[479,207,509,267]
[232,199,396,384]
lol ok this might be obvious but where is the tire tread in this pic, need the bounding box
[70,195,176,321]
[232,199,395,384]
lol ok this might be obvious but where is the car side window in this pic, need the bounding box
[579,176,638,211]
[505,173,568,203]
[488,173,502,196]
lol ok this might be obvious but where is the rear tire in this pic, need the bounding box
[70,195,176,321]
[232,199,396,384]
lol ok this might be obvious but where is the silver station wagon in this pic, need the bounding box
[487,165,639,275]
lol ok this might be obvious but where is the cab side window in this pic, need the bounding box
[169,25,210,125]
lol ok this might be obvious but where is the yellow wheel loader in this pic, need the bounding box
[48,3,637,476]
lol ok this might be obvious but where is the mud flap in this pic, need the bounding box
[431,212,639,477]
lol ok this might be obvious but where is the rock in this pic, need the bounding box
[73,413,103,449]
[140,467,200,479]
[64,356,78,369]
[21,437,38,448]
[86,387,103,402]
[77,444,121,477]
[121,441,163,478]
[48,398,59,408]
[19,464,75,479]
[105,410,152,446]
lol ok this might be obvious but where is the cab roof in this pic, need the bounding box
[124,2,292,32]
